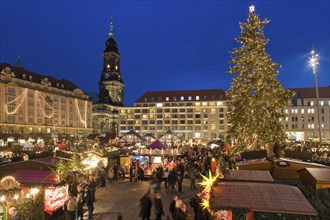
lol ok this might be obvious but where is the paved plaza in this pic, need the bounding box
[85,178,203,220]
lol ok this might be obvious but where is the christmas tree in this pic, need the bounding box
[226,5,294,152]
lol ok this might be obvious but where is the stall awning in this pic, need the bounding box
[210,182,317,216]
[12,169,59,184]
[146,140,168,150]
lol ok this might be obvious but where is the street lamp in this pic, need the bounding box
[309,44,322,144]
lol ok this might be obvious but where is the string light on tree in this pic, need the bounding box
[226,5,294,152]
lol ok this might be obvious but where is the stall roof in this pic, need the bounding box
[33,156,68,166]
[210,182,317,216]
[298,168,330,182]
[146,139,168,150]
[224,170,274,183]
[12,169,59,185]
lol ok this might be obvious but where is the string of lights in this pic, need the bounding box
[75,99,87,128]
[36,91,54,118]
[5,88,28,115]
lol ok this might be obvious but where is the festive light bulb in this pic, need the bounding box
[0,196,5,202]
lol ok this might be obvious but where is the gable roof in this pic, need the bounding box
[210,182,317,216]
[147,139,168,150]
[12,169,59,184]
[224,170,274,183]
[299,168,330,182]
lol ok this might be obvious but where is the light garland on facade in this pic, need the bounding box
[75,99,87,128]
[36,91,54,118]
[5,88,28,115]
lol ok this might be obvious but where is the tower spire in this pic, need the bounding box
[109,17,114,38]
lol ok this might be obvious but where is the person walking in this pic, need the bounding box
[189,193,201,220]
[99,167,106,187]
[107,167,114,183]
[139,191,153,220]
[177,170,183,193]
[169,195,178,220]
[175,203,191,220]
[154,193,164,220]
[75,186,84,220]
[84,187,94,220]
[189,166,197,189]
[64,193,76,220]
[113,164,119,181]
[168,168,177,193]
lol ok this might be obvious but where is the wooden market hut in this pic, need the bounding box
[237,158,329,180]
[210,182,318,219]
[298,168,330,190]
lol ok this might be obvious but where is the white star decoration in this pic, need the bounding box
[249,5,255,13]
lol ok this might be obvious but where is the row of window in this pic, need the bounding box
[286,123,325,129]
[120,125,226,131]
[143,95,225,102]
[121,108,225,114]
[288,108,326,114]
[120,119,225,125]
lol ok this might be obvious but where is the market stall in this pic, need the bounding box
[137,140,179,177]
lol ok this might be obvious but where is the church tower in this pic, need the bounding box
[92,19,124,135]
[98,19,124,106]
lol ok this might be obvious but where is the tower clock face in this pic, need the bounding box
[105,74,110,79]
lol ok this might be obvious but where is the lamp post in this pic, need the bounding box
[310,44,322,144]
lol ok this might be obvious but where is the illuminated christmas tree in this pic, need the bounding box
[226,5,294,152]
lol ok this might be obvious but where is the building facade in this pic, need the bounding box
[283,87,330,142]
[118,87,330,143]
[92,20,124,135]
[0,62,93,141]
[118,90,229,140]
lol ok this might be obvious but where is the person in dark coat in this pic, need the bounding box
[154,193,164,220]
[175,203,191,220]
[167,168,177,193]
[139,191,153,220]
[189,194,201,220]
[84,187,94,220]
[138,166,145,183]
[177,170,184,193]
[169,194,178,220]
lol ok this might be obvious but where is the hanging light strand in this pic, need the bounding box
[36,91,54,118]
[5,88,28,115]
[75,99,87,128]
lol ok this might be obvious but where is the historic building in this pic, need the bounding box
[0,60,93,142]
[118,87,330,143]
[92,20,124,135]
[118,90,228,140]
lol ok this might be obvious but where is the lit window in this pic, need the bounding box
[285,117,288,122]
[320,101,324,106]
[180,96,184,101]
[166,97,169,101]
[173,96,177,101]
[285,109,288,114]
[196,96,200,100]
[188,96,192,101]
[310,101,314,106]
[301,109,304,114]
[217,101,223,106]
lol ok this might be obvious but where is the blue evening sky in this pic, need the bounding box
[0,1,329,106]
